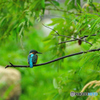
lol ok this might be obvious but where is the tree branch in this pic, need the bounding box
[83,39,93,45]
[80,34,97,39]
[58,34,97,45]
[58,39,79,44]
[5,48,100,68]
[42,23,59,35]
[52,34,72,38]
[43,24,97,45]
[58,38,92,45]
[42,23,97,45]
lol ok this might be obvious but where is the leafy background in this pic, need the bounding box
[0,0,100,100]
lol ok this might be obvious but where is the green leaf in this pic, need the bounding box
[53,93,59,100]
[65,0,70,5]
[52,0,60,6]
[53,78,58,89]
[91,17,100,31]
[66,0,75,10]
[76,0,81,6]
[41,0,45,8]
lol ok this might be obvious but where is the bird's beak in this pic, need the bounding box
[37,52,42,54]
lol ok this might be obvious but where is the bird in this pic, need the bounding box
[28,50,42,68]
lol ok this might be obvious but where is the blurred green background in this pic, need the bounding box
[0,0,100,100]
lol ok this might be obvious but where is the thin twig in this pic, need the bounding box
[83,39,93,45]
[58,39,79,44]
[80,34,97,39]
[42,23,59,35]
[42,23,97,45]
[49,0,60,11]
[52,34,72,38]
[58,34,97,45]
[54,34,97,39]
[5,48,100,68]
[58,39,92,45]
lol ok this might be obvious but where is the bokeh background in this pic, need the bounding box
[0,0,100,100]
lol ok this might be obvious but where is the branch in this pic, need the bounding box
[58,38,92,45]
[52,34,72,38]
[42,23,59,35]
[58,39,79,44]
[58,34,97,45]
[80,34,97,39]
[83,39,93,45]
[49,0,62,12]
[42,23,97,45]
[5,48,100,68]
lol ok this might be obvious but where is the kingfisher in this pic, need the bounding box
[28,50,42,68]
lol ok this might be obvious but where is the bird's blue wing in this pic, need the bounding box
[32,55,38,64]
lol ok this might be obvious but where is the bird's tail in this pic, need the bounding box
[29,53,34,68]
[30,61,33,68]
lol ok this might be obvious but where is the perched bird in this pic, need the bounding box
[28,50,42,68]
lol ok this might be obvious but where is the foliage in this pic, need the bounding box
[0,0,100,100]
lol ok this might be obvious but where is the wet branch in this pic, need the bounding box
[5,48,100,68]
